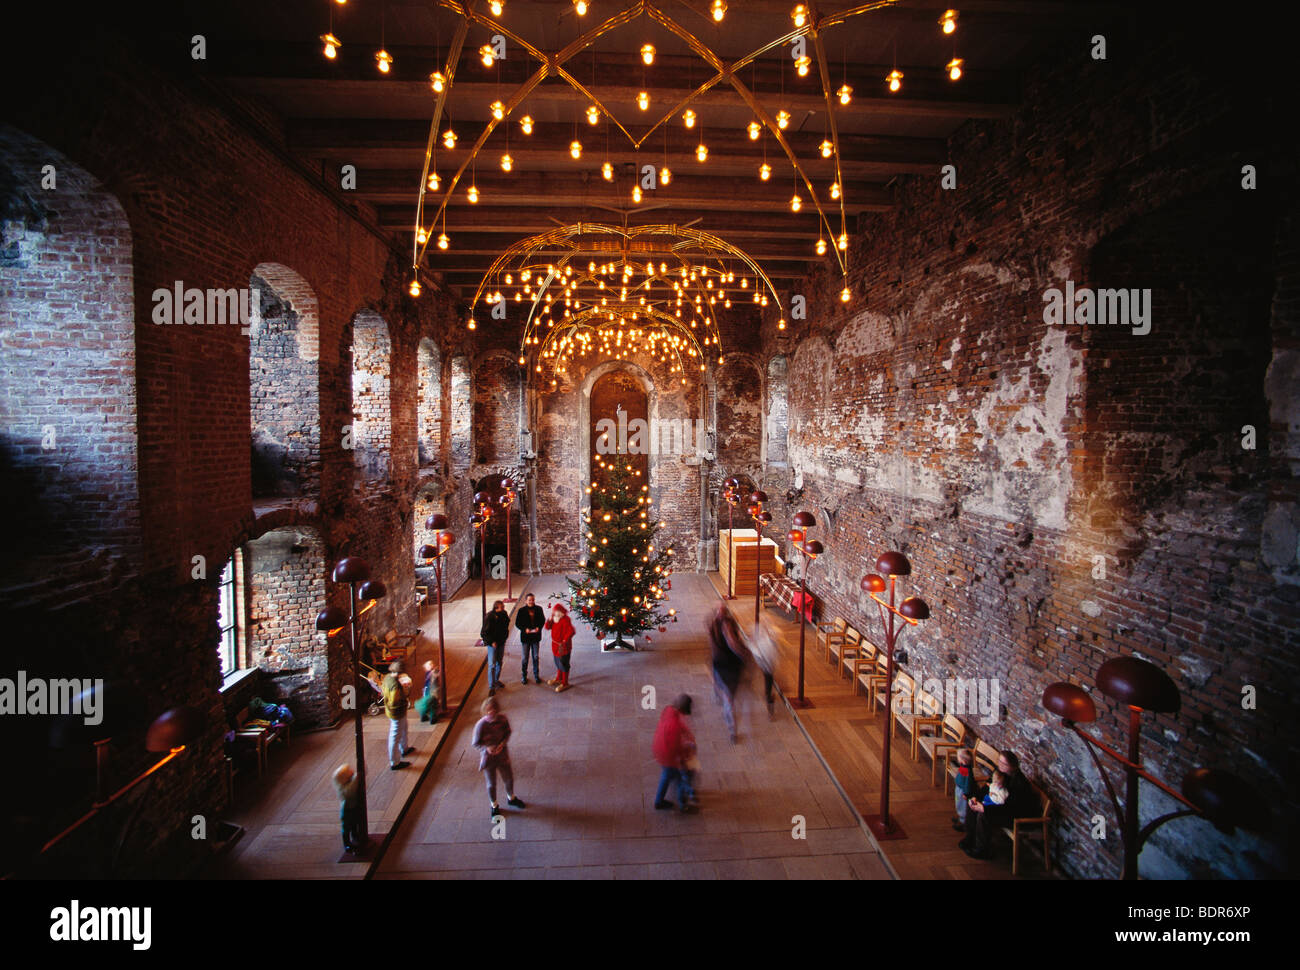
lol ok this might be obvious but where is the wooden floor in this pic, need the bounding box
[709,572,1054,880]
[203,575,524,879]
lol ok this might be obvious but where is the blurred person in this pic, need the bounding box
[652,694,699,813]
[332,763,363,853]
[381,660,414,769]
[707,602,752,743]
[472,696,525,818]
[416,659,440,723]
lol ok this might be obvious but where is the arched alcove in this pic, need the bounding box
[473,353,522,466]
[449,356,472,471]
[417,337,442,468]
[350,309,392,481]
[249,263,320,498]
[766,354,790,468]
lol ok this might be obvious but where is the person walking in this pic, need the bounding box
[472,696,525,818]
[707,602,751,743]
[416,658,440,723]
[750,624,779,719]
[652,695,699,814]
[544,602,576,692]
[481,599,511,696]
[381,660,414,769]
[515,593,546,685]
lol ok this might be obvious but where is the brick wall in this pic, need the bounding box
[760,25,1296,878]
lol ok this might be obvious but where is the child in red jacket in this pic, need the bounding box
[545,603,576,692]
[652,695,698,813]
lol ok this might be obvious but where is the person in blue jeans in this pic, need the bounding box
[480,600,510,695]
[514,593,545,684]
[652,695,699,813]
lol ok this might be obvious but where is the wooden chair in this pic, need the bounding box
[894,686,942,760]
[232,707,272,777]
[918,714,967,786]
[847,638,880,696]
[1001,781,1052,874]
[819,617,848,665]
[415,584,429,619]
[835,627,864,679]
[880,671,915,735]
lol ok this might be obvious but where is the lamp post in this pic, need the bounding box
[1042,657,1264,879]
[787,510,822,709]
[472,489,494,618]
[498,478,517,603]
[315,556,388,858]
[419,514,456,712]
[749,490,771,627]
[721,476,740,599]
[860,551,929,840]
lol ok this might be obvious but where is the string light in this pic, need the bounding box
[637,90,650,111]
[838,232,848,250]
[887,69,904,93]
[641,44,656,65]
[501,153,513,171]
[947,58,964,81]
[427,172,440,191]
[841,286,851,302]
[437,232,449,250]
[468,185,479,203]
[683,109,696,128]
[759,162,771,180]
[416,227,428,245]
[696,142,708,162]
[816,237,826,255]
[430,71,446,93]
[570,139,583,159]
[632,185,642,203]
[940,9,958,34]
[375,49,393,73]
[747,121,761,140]
[659,166,671,185]
[820,139,834,158]
[490,0,504,15]
[587,104,600,124]
[790,194,802,212]
[838,83,853,105]
[321,33,341,59]
[795,55,811,77]
[602,161,614,181]
[711,0,727,20]
[443,129,457,149]
[776,110,790,129]
[409,278,421,297]
[791,4,808,27]
[520,115,534,135]
[574,0,588,14]
[490,100,505,121]
[830,181,841,199]
[480,44,496,67]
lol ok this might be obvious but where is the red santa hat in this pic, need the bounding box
[550,602,569,615]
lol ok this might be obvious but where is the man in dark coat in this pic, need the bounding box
[514,594,546,684]
[958,749,1038,859]
[481,600,511,695]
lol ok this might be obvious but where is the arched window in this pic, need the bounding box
[418,338,442,468]
[350,309,392,481]
[249,263,320,498]
[217,550,246,679]
[450,356,472,471]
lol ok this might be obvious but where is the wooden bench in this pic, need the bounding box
[945,738,1000,796]
[231,705,289,777]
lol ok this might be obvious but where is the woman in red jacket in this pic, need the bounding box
[544,603,576,692]
[652,695,698,813]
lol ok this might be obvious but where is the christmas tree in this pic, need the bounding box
[568,457,676,650]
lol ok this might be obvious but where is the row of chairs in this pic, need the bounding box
[816,617,1051,874]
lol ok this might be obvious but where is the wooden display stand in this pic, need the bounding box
[719,529,778,595]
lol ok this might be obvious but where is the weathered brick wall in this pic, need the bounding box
[417,337,442,468]
[350,310,392,482]
[762,26,1296,877]
[249,269,319,497]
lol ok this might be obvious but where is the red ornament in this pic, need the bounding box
[658,626,667,633]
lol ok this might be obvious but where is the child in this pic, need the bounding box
[332,763,363,853]
[472,696,525,818]
[652,694,699,813]
[545,603,576,693]
[953,747,975,831]
[982,769,1008,807]
[416,659,440,723]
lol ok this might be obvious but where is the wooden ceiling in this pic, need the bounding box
[179,0,1117,294]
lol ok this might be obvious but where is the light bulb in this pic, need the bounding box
[602,161,613,181]
[637,90,650,111]
[696,143,708,162]
[467,185,479,203]
[409,278,421,297]
[490,0,504,15]
[887,69,903,93]
[759,163,771,180]
[321,34,341,59]
[427,172,440,190]
[816,237,826,255]
[792,4,807,27]
[430,71,446,93]
[437,233,449,250]
[838,232,848,251]
[790,194,802,212]
[443,129,457,149]
[747,120,761,141]
[574,0,588,14]
[491,100,505,121]
[570,140,582,159]
[795,55,811,77]
[587,104,599,125]
[830,181,840,199]
[947,58,963,81]
[820,139,834,158]
[941,9,958,34]
[711,0,727,20]
[501,153,513,171]
[417,227,428,245]
[659,166,671,184]
[776,110,790,129]
[838,83,853,105]
[641,43,656,66]
[520,115,534,135]
[841,286,851,302]
[683,109,696,128]
[632,185,642,203]
[374,49,393,73]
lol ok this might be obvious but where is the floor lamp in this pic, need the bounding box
[497,478,517,603]
[749,490,771,627]
[722,476,740,599]
[316,556,387,860]
[787,511,822,709]
[419,513,456,711]
[1042,657,1265,879]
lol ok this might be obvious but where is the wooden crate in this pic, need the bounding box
[719,529,778,595]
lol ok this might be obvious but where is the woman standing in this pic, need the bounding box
[545,603,576,693]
